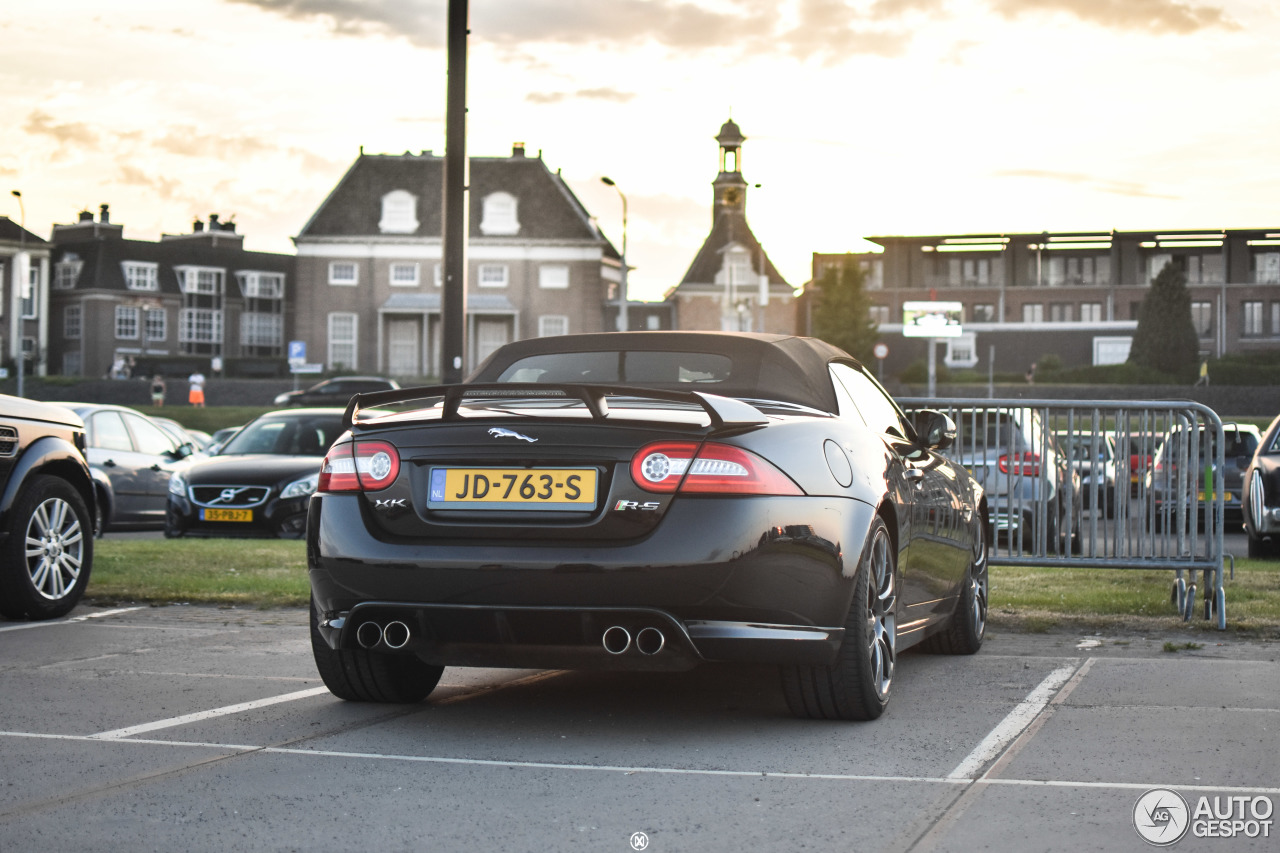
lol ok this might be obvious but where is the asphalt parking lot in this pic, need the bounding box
[1,604,1276,852]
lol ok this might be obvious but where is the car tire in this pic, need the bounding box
[920,521,988,655]
[310,597,443,703]
[0,475,94,620]
[780,515,896,721]
[1247,534,1277,559]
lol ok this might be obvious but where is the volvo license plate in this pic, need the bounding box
[427,467,597,510]
[202,508,253,522]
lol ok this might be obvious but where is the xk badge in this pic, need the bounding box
[374,498,407,510]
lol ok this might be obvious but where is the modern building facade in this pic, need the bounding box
[806,229,1280,374]
[46,206,292,379]
[667,120,794,332]
[292,144,620,378]
[1,215,50,378]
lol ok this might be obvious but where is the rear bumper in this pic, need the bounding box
[314,602,844,670]
[308,492,874,669]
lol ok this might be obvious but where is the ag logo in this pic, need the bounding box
[1133,788,1190,846]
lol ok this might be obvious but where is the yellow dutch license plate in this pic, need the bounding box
[203,508,253,522]
[428,467,597,510]
[1197,492,1233,502]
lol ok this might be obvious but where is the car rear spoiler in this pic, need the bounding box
[343,382,769,435]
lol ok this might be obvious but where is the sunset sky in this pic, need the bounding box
[3,0,1277,300]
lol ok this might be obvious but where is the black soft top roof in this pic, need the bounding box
[468,331,856,413]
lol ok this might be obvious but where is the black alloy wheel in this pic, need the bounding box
[781,515,897,721]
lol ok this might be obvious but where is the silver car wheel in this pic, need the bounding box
[866,527,896,700]
[969,531,989,639]
[25,496,86,601]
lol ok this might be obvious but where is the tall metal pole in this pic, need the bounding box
[440,0,469,383]
[600,177,628,332]
[11,190,25,398]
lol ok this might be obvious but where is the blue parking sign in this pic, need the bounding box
[288,340,306,362]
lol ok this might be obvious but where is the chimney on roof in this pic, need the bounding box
[209,213,220,229]
[193,218,204,232]
[512,142,526,158]
[99,204,110,224]
[78,210,93,223]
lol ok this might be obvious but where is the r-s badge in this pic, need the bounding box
[613,499,661,512]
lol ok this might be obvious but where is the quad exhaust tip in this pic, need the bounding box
[355,620,412,650]
[635,626,665,656]
[602,625,666,655]
[602,625,631,655]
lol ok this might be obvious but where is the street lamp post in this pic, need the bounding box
[10,190,25,398]
[600,176,628,332]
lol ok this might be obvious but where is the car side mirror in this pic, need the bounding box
[914,410,955,451]
[171,442,195,460]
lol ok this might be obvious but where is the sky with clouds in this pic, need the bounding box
[3,0,1277,300]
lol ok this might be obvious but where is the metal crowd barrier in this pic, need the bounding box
[900,398,1228,629]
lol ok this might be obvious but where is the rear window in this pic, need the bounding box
[222,415,345,456]
[496,351,734,386]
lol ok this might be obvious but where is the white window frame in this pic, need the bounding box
[115,305,140,340]
[1243,301,1265,337]
[21,266,37,318]
[64,305,81,340]
[236,271,284,298]
[390,263,420,287]
[433,264,442,287]
[328,312,358,369]
[179,308,223,344]
[122,261,159,292]
[379,189,419,234]
[329,261,358,286]
[538,265,569,290]
[538,315,569,337]
[55,257,82,290]
[176,266,224,295]
[241,312,283,348]
[478,264,508,288]
[1022,303,1044,323]
[479,192,519,236]
[145,308,166,342]
[1080,302,1104,323]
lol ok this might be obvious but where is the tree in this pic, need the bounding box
[810,258,880,364]
[1127,261,1200,378]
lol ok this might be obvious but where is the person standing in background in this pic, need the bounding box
[211,355,223,378]
[188,370,206,407]
[150,374,167,408]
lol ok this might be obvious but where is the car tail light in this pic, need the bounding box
[319,441,400,492]
[998,452,1041,477]
[630,441,803,495]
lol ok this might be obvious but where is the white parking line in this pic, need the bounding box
[88,687,331,740]
[947,661,1080,780]
[2,729,1279,796]
[0,607,144,633]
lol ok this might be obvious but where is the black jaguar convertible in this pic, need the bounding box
[308,332,989,720]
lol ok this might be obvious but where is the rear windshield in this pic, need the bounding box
[496,351,734,386]
[222,414,345,456]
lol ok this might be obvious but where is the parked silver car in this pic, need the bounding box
[1149,422,1260,529]
[1054,431,1120,517]
[950,408,1082,554]
[52,403,197,533]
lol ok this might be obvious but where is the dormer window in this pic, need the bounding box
[123,261,159,291]
[55,254,83,289]
[379,190,419,234]
[480,192,519,236]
